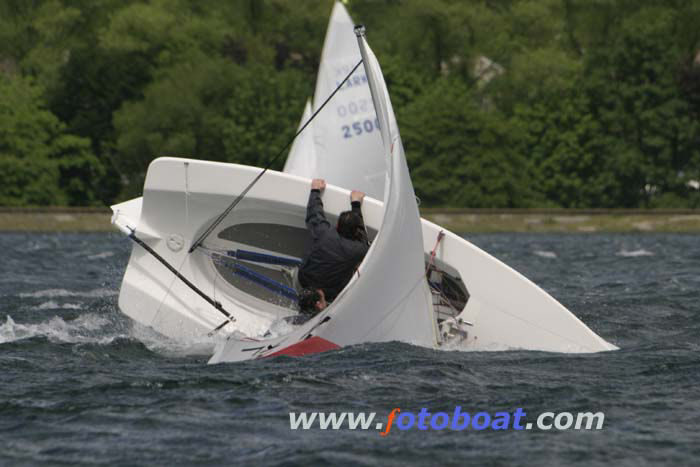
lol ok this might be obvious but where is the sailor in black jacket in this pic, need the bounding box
[298,178,369,303]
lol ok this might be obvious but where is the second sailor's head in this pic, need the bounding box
[299,288,328,315]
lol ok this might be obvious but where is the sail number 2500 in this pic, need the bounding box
[341,119,381,139]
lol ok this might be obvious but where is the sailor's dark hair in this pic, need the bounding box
[299,288,322,314]
[337,210,364,240]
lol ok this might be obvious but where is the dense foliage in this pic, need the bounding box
[1,0,699,207]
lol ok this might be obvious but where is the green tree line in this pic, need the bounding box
[1,0,699,207]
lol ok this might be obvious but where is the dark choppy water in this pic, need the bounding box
[1,232,699,466]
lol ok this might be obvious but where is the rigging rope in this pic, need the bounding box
[125,229,237,333]
[188,59,365,254]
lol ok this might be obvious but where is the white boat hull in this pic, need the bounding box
[112,157,616,361]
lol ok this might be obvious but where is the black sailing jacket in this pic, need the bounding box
[298,189,369,301]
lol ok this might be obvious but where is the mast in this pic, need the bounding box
[354,25,391,151]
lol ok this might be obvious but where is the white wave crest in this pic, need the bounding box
[19,288,118,299]
[129,322,220,357]
[1,311,221,358]
[31,301,83,311]
[616,249,654,257]
[534,250,558,259]
[87,251,115,260]
[264,318,297,339]
[0,313,118,345]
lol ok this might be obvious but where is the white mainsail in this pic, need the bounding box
[285,1,386,200]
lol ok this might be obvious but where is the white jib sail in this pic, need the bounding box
[285,1,386,200]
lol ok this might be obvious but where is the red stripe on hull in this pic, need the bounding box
[268,336,340,358]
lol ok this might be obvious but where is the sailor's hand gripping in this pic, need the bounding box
[350,190,365,203]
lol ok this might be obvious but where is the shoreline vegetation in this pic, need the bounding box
[2,207,700,233]
[1,1,699,210]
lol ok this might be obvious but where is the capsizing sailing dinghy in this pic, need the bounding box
[111,18,617,359]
